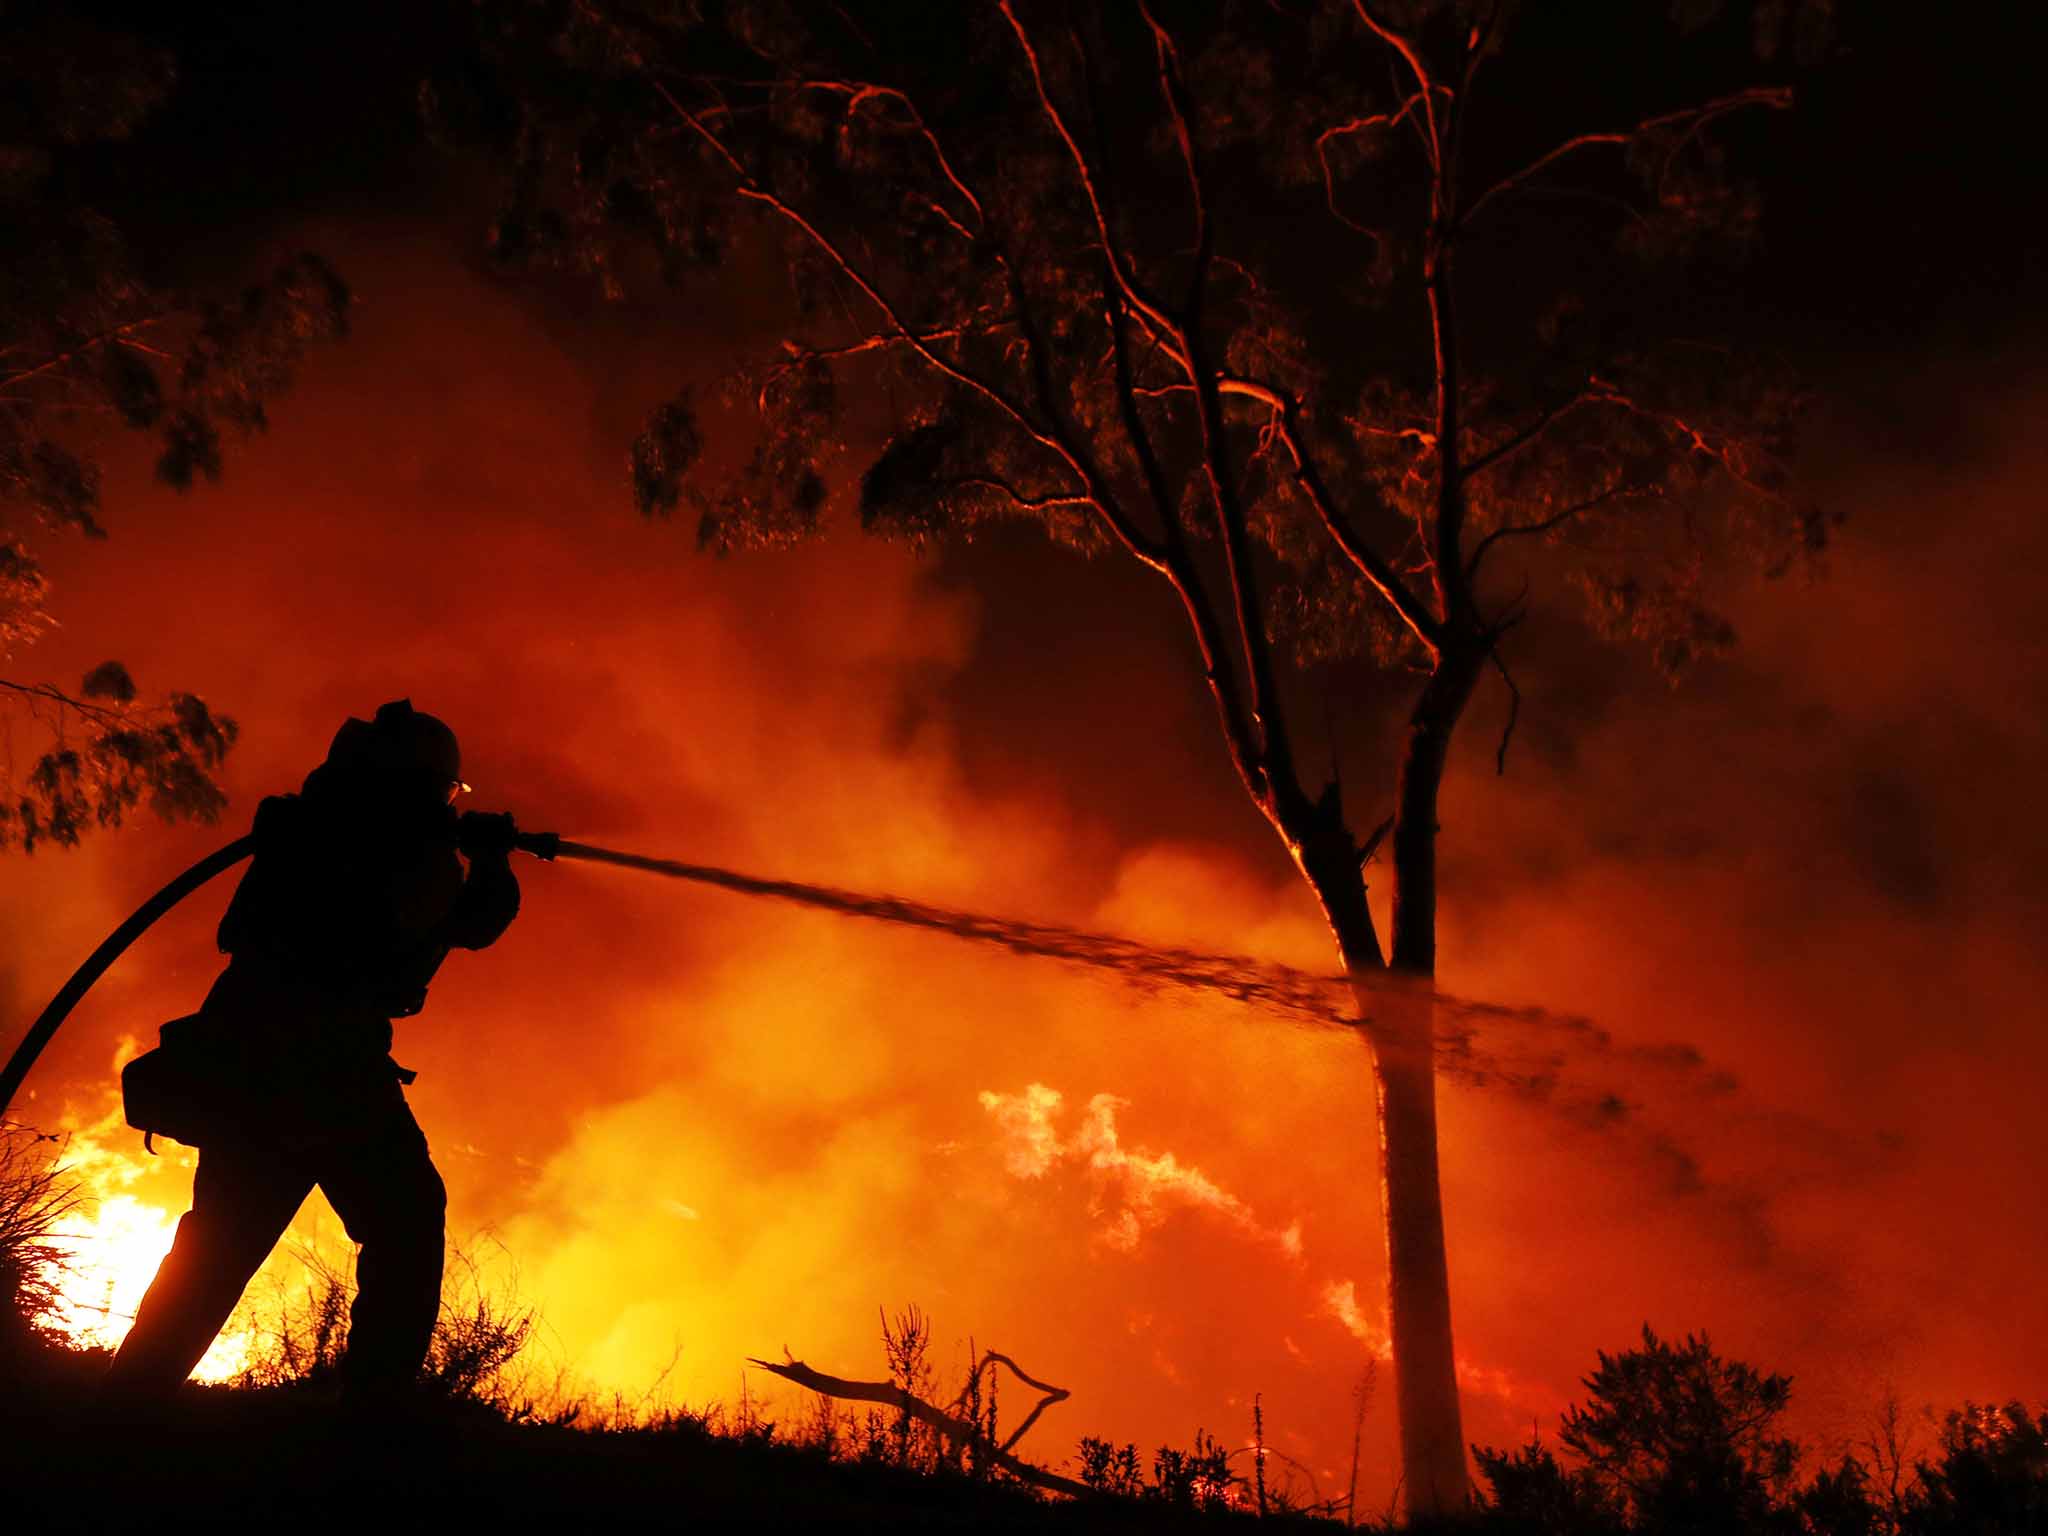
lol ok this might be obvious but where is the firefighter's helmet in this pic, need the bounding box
[325,699,469,797]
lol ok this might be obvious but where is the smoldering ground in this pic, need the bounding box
[4,217,2045,1501]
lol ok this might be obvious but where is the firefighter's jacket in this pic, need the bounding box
[199,773,519,1130]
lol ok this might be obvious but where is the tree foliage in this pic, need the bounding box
[1554,1325,1800,1530]
[443,0,1833,991]
[1908,1402,2048,1535]
[0,3,348,851]
[455,0,1823,685]
[0,673,237,852]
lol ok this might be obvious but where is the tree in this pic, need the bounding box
[455,1,1826,1510]
[1553,1325,1800,1532]
[0,4,349,851]
[1907,1402,2048,1536]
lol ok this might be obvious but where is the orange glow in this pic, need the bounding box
[8,233,2047,1505]
[38,1100,254,1381]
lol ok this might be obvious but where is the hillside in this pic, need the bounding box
[0,1342,1328,1531]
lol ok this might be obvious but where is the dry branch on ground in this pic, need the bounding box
[749,1348,1088,1500]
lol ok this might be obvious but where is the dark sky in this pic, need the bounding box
[66,0,2045,342]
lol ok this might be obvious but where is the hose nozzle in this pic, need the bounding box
[515,830,562,861]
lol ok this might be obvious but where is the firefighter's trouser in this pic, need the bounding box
[104,1099,446,1398]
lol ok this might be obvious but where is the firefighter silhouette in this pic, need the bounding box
[104,701,520,1403]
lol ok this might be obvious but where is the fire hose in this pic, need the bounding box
[2,828,1373,1120]
[0,829,559,1116]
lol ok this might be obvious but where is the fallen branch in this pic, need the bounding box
[747,1351,1091,1500]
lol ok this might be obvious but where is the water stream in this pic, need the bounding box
[551,839,1653,1105]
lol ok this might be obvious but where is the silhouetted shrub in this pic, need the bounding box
[231,1239,539,1413]
[1076,1435,1144,1498]
[1151,1430,1238,1512]
[1071,1429,1241,1512]
[1792,1453,1881,1536]
[880,1302,936,1471]
[1556,1324,1799,1532]
[0,1124,79,1368]
[1474,1431,1625,1534]
[1476,1329,2048,1536]
[1904,1402,2048,1535]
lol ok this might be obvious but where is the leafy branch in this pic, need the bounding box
[0,668,237,853]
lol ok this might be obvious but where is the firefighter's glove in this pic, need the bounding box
[457,810,519,862]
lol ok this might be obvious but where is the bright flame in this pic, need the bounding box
[43,1188,252,1380]
[38,1091,255,1381]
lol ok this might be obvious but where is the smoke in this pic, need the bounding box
[1415,357,2048,1440]
[980,1083,1301,1255]
[4,223,2044,1499]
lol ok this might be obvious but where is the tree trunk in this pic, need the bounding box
[1363,977,1466,1518]
[1311,901,1465,1521]
[1306,648,1482,1519]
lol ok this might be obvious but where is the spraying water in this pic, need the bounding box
[552,840,1365,1028]
[544,842,1643,1097]
[547,844,1831,1225]
[4,832,1726,1142]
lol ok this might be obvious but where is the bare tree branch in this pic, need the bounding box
[997,1,1188,367]
[1189,333,1292,796]
[1118,2,1298,808]
[970,16,1271,805]
[0,678,129,728]
[1099,270,1267,805]
[0,315,177,393]
[747,1352,1091,1501]
[1314,91,1430,245]
[1466,476,1662,581]
[1487,646,1520,775]
[1136,2,1212,312]
[1219,375,1445,653]
[987,15,1277,815]
[644,76,1030,422]
[1004,262,1169,568]
[1460,87,1794,226]
[800,80,986,233]
[1459,388,1602,481]
[949,477,1095,515]
[905,192,979,245]
[701,76,987,240]
[753,318,1018,406]
[1352,2,1445,183]
[594,1,1199,598]
[961,1349,1071,1455]
[1584,378,1790,504]
[597,42,1160,564]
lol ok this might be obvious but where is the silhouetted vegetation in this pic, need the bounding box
[1472,1328,2048,1536]
[1078,1430,1238,1513]
[7,1131,2042,1531]
[1906,1403,2048,1536]
[0,4,349,851]
[1557,1325,1798,1529]
[224,1242,550,1421]
[0,1123,78,1367]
